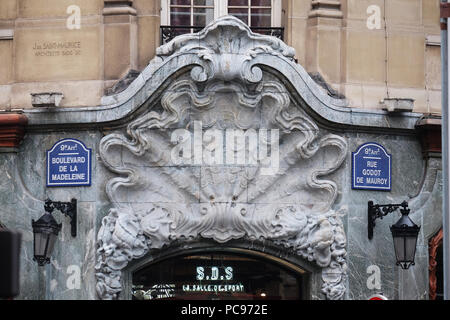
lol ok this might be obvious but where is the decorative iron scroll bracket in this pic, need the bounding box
[44,198,77,237]
[368,200,409,240]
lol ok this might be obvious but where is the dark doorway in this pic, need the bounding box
[132,251,307,300]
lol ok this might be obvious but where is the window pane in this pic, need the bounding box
[172,28,192,37]
[193,7,214,26]
[251,8,271,27]
[393,236,405,261]
[171,6,191,26]
[34,232,46,257]
[228,8,249,24]
[194,0,214,5]
[405,236,418,262]
[46,233,58,260]
[228,0,249,6]
[171,0,191,5]
[251,0,271,6]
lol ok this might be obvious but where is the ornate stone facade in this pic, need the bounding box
[95,16,348,300]
[0,13,442,301]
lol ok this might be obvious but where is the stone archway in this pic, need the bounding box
[94,16,348,300]
[128,245,312,300]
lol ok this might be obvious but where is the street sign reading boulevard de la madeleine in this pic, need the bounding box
[352,142,392,191]
[47,138,92,187]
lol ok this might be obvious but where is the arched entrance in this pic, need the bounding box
[130,248,309,300]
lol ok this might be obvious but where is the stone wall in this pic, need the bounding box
[0,0,442,114]
[0,16,442,300]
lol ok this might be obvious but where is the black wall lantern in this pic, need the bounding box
[368,201,420,270]
[31,198,77,266]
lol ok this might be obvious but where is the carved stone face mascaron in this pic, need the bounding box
[94,16,348,300]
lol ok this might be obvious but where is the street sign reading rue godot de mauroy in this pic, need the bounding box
[352,142,392,191]
[47,138,92,187]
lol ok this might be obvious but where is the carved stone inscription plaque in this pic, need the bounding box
[33,40,82,57]
[15,28,100,82]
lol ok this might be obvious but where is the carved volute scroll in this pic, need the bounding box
[95,16,348,300]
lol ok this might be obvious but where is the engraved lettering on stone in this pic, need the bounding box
[32,41,82,57]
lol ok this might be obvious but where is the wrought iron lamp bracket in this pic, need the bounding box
[44,198,77,237]
[368,200,409,240]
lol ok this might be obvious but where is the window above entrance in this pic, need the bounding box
[160,0,283,44]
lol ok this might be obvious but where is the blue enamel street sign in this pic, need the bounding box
[47,139,91,187]
[352,142,391,191]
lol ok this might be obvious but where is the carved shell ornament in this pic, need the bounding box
[95,16,348,300]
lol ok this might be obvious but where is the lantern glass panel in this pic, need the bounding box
[34,232,48,258]
[393,235,405,262]
[46,233,58,259]
[405,235,418,262]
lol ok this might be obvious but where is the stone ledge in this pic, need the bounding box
[103,7,137,16]
[309,0,343,19]
[31,92,64,108]
[381,98,415,113]
[0,29,14,40]
[103,0,136,16]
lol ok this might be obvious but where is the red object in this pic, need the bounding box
[429,229,443,300]
[369,294,388,300]
[0,113,28,148]
[415,117,442,157]
[441,2,450,19]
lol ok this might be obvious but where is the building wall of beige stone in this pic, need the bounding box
[0,0,442,114]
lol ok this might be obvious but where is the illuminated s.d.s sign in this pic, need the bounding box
[182,266,245,293]
[196,266,233,281]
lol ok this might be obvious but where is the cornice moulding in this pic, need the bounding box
[0,29,14,40]
[0,113,28,149]
[102,7,137,16]
[103,0,136,16]
[309,0,343,19]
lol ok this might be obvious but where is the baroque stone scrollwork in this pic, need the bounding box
[95,16,348,300]
[155,16,296,85]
